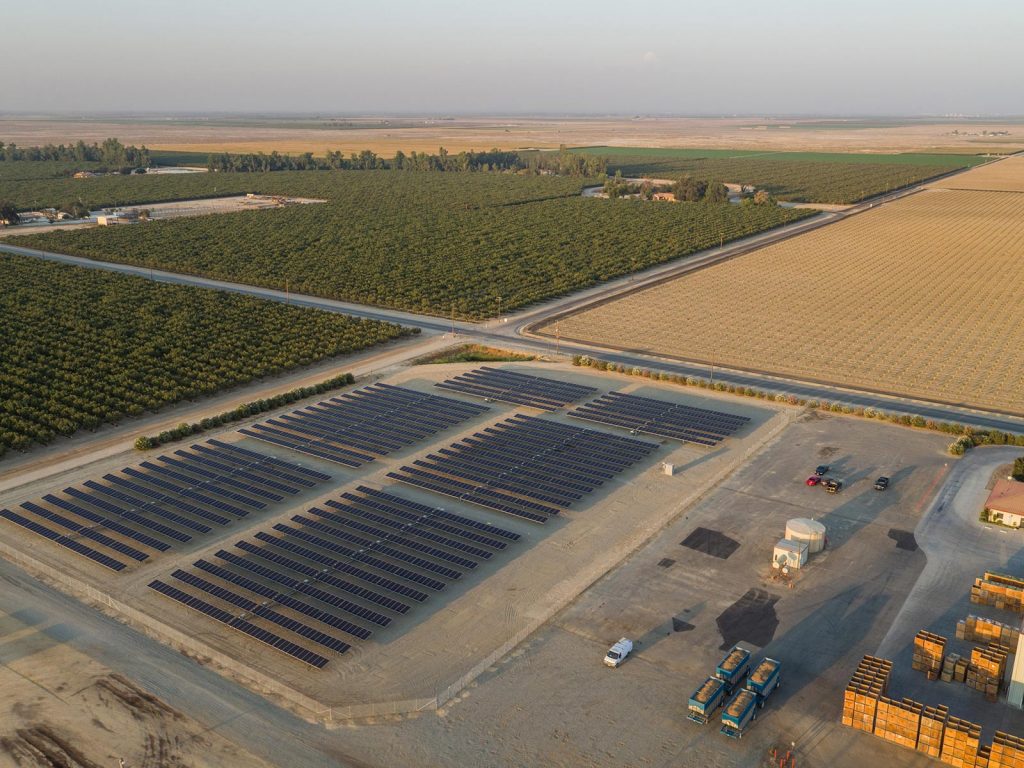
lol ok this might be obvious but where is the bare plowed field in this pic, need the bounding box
[929,153,1024,192]
[539,187,1024,414]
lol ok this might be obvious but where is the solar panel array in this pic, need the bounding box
[239,383,490,467]
[0,439,330,572]
[387,414,659,523]
[568,392,750,446]
[436,367,598,411]
[148,485,520,668]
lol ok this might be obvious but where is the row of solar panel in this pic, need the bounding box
[148,486,520,668]
[568,391,749,445]
[0,440,331,572]
[240,384,490,468]
[436,366,597,411]
[388,415,658,523]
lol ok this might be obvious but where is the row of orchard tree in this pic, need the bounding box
[207,146,606,177]
[0,138,151,169]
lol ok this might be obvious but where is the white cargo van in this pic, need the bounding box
[604,638,633,667]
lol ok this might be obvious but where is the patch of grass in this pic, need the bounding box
[414,344,536,365]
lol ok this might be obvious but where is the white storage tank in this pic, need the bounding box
[773,539,808,570]
[786,517,827,554]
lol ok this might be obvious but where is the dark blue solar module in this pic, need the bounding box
[241,384,490,467]
[436,366,599,411]
[142,485,521,666]
[0,440,330,573]
[568,391,750,445]
[388,414,658,523]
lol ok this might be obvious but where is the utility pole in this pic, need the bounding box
[555,325,560,356]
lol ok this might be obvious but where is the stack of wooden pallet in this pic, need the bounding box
[957,615,1021,647]
[967,645,1009,702]
[914,630,948,679]
[841,655,892,732]
[971,572,1024,612]
[874,696,923,750]
[940,716,983,768]
[941,653,961,682]
[989,731,1024,768]
[917,704,949,759]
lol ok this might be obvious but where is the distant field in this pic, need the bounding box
[0,255,410,455]
[571,147,989,203]
[14,172,811,319]
[539,184,1024,414]
[929,154,1024,192]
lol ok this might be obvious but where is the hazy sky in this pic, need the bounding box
[4,0,1023,115]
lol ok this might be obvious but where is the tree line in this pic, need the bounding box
[0,138,151,170]
[206,146,606,177]
[602,172,730,203]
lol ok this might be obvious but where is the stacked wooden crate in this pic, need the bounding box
[942,654,961,682]
[915,630,948,679]
[940,716,983,768]
[918,704,949,759]
[967,645,1009,702]
[958,615,1021,647]
[990,731,1024,768]
[874,696,923,750]
[971,573,1024,612]
[842,655,892,732]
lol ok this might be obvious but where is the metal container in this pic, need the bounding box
[786,517,827,554]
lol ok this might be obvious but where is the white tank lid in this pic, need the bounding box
[787,517,826,536]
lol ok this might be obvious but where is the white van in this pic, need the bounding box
[604,638,633,667]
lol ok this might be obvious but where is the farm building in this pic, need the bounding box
[984,479,1024,528]
[73,170,97,178]
[652,192,676,202]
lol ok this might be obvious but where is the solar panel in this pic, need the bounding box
[242,384,489,467]
[170,570,351,653]
[215,548,409,615]
[206,438,331,481]
[173,450,301,495]
[148,580,332,667]
[85,480,214,533]
[242,537,429,603]
[272,524,448,591]
[121,468,251,519]
[568,392,750,445]
[436,367,598,410]
[20,501,149,562]
[0,508,127,571]
[191,443,320,488]
[388,415,657,522]
[354,486,519,542]
[43,492,175,549]
[141,461,269,508]
[192,559,379,637]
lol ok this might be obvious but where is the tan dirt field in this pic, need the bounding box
[0,613,271,768]
[2,116,1022,156]
[537,179,1024,415]
[929,153,1024,192]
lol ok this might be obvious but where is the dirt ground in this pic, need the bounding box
[0,609,271,768]
[2,116,1022,156]
[539,159,1024,415]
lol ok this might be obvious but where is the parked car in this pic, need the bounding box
[604,638,633,667]
[806,476,821,486]
[874,476,890,491]
[815,465,830,476]
[825,479,843,494]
